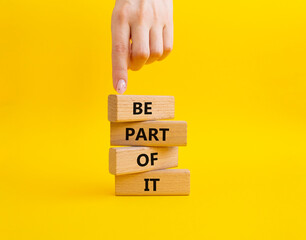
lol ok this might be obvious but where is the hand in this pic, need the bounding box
[111,0,173,94]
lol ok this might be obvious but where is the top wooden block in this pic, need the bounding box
[108,95,175,122]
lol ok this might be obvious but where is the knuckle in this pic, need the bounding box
[137,13,146,25]
[113,8,128,23]
[113,43,128,54]
[136,7,150,24]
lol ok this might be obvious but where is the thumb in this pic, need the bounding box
[112,21,130,94]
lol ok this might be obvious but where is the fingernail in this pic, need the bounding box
[116,79,127,94]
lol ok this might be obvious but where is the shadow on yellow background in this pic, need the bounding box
[1,0,306,239]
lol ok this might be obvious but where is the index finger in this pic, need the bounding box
[111,18,130,94]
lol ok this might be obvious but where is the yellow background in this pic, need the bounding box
[1,0,306,239]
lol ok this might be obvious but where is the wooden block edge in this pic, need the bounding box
[109,148,117,175]
[108,95,118,122]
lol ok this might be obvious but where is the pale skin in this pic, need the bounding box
[112,0,173,94]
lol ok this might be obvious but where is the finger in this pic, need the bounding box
[129,25,150,71]
[111,17,130,94]
[146,27,163,64]
[158,24,173,61]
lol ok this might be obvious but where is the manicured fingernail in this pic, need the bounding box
[116,79,127,94]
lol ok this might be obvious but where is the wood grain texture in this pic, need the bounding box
[108,95,175,122]
[109,147,178,175]
[110,121,187,146]
[115,169,190,196]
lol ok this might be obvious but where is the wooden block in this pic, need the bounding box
[108,95,175,122]
[110,121,187,146]
[115,169,190,196]
[109,147,178,175]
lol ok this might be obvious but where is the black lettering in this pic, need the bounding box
[144,178,150,191]
[137,154,149,167]
[149,128,159,141]
[135,128,147,141]
[144,102,152,114]
[150,178,160,191]
[159,128,169,141]
[126,128,135,140]
[133,102,143,115]
[150,152,158,165]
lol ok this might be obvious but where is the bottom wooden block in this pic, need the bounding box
[115,169,190,196]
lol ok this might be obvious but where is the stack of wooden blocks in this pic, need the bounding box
[108,95,190,196]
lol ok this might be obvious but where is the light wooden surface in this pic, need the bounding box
[109,147,178,175]
[110,121,187,146]
[115,169,190,196]
[108,95,175,122]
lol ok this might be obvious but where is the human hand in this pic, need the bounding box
[111,0,173,94]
